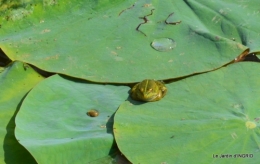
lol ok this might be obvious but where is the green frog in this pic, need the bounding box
[130,79,167,102]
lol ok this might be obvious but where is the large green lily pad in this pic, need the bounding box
[15,74,129,164]
[0,61,44,164]
[114,62,260,163]
[0,0,256,82]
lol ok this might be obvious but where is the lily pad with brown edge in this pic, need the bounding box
[1,0,257,83]
[114,62,260,164]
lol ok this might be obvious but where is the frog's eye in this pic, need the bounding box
[148,88,153,92]
[140,88,144,92]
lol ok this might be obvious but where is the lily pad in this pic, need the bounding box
[15,74,129,163]
[0,61,44,163]
[0,0,254,82]
[114,62,260,163]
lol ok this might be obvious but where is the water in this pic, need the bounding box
[151,38,176,52]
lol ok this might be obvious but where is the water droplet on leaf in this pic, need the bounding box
[87,109,99,117]
[151,38,176,52]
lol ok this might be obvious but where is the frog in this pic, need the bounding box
[130,79,167,102]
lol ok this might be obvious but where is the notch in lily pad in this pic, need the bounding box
[151,38,176,52]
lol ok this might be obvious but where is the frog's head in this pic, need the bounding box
[136,79,160,101]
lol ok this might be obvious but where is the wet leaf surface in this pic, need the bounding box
[0,0,255,82]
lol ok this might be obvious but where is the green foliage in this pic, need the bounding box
[0,61,43,163]
[0,0,251,82]
[114,62,260,163]
[15,75,129,163]
[0,0,260,163]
